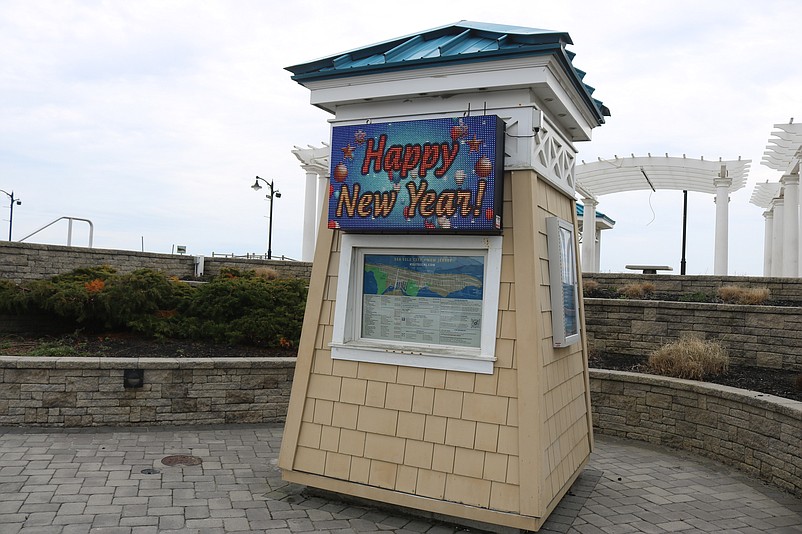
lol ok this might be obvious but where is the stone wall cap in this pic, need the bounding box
[585,297,802,314]
[590,368,802,416]
[0,355,298,370]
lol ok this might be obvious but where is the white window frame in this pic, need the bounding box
[330,234,502,374]
[546,216,581,347]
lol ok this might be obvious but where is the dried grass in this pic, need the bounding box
[618,282,656,299]
[648,338,729,380]
[582,280,600,295]
[253,267,279,280]
[716,285,770,305]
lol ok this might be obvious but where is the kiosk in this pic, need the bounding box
[279,21,608,531]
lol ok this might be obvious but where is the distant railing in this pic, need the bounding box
[210,252,299,261]
[19,217,94,248]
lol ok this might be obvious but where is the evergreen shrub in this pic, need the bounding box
[0,267,308,348]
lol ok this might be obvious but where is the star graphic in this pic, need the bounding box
[466,136,483,152]
[341,144,356,160]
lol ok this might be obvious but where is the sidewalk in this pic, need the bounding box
[0,425,800,533]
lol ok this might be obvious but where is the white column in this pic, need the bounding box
[796,173,802,276]
[301,166,318,262]
[291,144,331,259]
[781,174,799,277]
[316,173,329,238]
[763,209,774,276]
[771,197,784,277]
[581,197,597,272]
[594,228,602,272]
[713,167,731,275]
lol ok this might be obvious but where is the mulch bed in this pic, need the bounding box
[0,333,296,359]
[589,351,802,402]
[3,334,801,402]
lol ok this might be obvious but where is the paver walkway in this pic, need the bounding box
[0,425,800,533]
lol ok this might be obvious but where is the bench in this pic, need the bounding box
[625,264,673,274]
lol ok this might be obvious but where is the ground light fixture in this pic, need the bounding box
[251,176,281,259]
[0,189,21,241]
[123,369,144,388]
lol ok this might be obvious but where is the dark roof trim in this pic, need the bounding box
[286,21,608,123]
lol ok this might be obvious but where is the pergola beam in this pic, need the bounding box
[576,155,751,275]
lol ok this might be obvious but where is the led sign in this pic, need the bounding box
[328,115,505,233]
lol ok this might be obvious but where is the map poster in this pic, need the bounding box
[328,115,505,234]
[361,254,484,348]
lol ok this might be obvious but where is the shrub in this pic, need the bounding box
[582,280,599,296]
[678,291,712,303]
[28,340,81,357]
[717,285,770,305]
[95,269,191,330]
[618,282,656,299]
[253,267,279,280]
[0,266,308,349]
[648,337,729,380]
[23,278,99,324]
[173,276,308,347]
[49,265,117,283]
[0,280,26,314]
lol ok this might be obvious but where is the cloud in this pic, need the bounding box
[0,0,799,272]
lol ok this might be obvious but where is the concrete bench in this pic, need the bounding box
[625,264,673,274]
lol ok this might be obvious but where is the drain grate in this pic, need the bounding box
[141,468,160,475]
[161,455,203,467]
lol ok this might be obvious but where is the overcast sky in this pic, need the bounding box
[1,0,799,275]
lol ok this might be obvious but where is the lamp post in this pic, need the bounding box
[251,176,281,259]
[0,190,21,241]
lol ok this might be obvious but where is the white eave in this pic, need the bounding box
[298,55,598,141]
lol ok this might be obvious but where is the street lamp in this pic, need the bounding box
[0,190,21,241]
[251,176,281,259]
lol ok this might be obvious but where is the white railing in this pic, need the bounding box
[19,217,94,248]
[210,252,299,261]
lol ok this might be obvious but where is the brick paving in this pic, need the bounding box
[0,425,799,533]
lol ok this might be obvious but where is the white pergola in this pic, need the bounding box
[575,188,615,272]
[751,119,802,277]
[576,154,750,274]
[291,144,329,261]
[750,181,782,276]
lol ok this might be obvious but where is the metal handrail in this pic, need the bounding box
[19,217,94,248]
[210,252,299,261]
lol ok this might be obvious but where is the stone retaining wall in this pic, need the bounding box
[0,241,312,282]
[0,356,295,426]
[585,298,802,371]
[584,272,802,305]
[1,356,800,497]
[590,369,802,498]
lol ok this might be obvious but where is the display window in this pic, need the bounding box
[331,234,502,373]
[546,217,580,347]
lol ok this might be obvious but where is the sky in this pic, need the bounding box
[1,0,799,275]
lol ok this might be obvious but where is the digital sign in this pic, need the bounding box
[328,115,505,233]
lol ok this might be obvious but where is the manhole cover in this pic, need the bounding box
[141,468,161,475]
[161,455,203,467]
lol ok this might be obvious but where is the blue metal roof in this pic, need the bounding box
[286,21,608,124]
[577,202,616,226]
